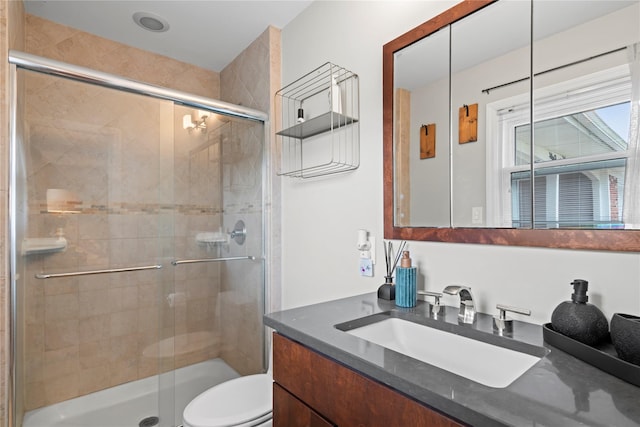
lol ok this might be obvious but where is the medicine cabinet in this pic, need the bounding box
[383,0,640,251]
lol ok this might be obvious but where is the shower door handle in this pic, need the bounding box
[171,256,257,266]
[35,264,163,279]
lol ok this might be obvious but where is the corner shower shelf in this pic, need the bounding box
[22,237,67,255]
[276,62,360,178]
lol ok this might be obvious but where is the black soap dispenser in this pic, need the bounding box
[551,279,609,346]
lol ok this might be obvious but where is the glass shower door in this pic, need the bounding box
[14,67,174,427]
[164,105,266,426]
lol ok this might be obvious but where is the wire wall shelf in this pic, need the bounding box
[276,62,359,178]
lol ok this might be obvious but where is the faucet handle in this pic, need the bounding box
[493,304,531,334]
[497,304,531,317]
[417,291,444,317]
[417,290,442,302]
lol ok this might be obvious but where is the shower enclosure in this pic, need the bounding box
[9,52,268,427]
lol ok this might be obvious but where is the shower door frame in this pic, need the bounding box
[7,50,271,427]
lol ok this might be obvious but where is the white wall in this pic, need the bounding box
[279,1,640,325]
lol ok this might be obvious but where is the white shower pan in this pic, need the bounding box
[22,359,239,427]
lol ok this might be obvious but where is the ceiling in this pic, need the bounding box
[23,0,313,72]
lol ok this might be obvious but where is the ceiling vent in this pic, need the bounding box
[132,12,170,33]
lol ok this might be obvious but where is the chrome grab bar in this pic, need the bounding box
[35,264,162,279]
[171,256,256,266]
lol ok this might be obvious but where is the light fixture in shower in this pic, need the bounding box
[132,11,170,33]
[183,110,209,132]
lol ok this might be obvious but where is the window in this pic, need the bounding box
[488,66,632,229]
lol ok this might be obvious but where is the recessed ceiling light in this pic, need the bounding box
[132,12,170,33]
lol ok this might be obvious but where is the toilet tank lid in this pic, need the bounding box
[183,374,273,427]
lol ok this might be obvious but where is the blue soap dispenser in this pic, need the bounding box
[395,251,417,308]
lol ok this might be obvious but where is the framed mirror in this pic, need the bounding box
[383,0,640,251]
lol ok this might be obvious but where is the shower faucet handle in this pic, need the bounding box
[228,220,246,245]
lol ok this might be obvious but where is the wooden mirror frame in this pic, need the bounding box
[382,0,640,251]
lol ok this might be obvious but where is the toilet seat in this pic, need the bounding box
[183,374,273,427]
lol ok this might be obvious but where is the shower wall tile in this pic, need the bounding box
[221,26,278,113]
[44,346,78,382]
[79,315,110,343]
[24,385,45,413]
[44,293,79,321]
[267,28,283,316]
[137,357,159,381]
[78,215,110,240]
[43,212,79,242]
[43,277,78,296]
[79,340,112,370]
[24,289,44,326]
[44,319,79,351]
[44,370,78,404]
[137,307,159,333]
[76,239,110,269]
[218,26,280,375]
[79,291,110,318]
[110,310,138,338]
[78,364,110,395]
[108,286,139,312]
[108,214,138,239]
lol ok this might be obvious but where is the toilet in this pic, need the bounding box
[182,373,273,427]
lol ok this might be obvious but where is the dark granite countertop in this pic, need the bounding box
[264,293,640,427]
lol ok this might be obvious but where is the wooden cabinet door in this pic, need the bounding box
[273,383,335,427]
[273,333,465,427]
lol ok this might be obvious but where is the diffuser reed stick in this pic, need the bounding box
[378,240,406,301]
[384,240,406,278]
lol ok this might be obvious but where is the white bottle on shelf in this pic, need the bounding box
[330,77,342,114]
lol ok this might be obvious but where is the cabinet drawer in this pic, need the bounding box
[274,383,335,427]
[273,333,465,427]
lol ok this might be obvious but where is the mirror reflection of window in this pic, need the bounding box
[496,68,633,229]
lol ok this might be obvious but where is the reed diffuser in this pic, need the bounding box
[377,240,406,300]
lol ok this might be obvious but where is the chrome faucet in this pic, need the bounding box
[443,285,475,324]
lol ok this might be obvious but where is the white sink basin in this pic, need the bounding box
[344,317,541,388]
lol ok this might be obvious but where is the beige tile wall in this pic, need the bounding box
[218,26,280,375]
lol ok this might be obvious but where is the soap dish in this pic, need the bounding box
[543,323,640,387]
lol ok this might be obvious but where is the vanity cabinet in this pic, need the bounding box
[272,333,465,427]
